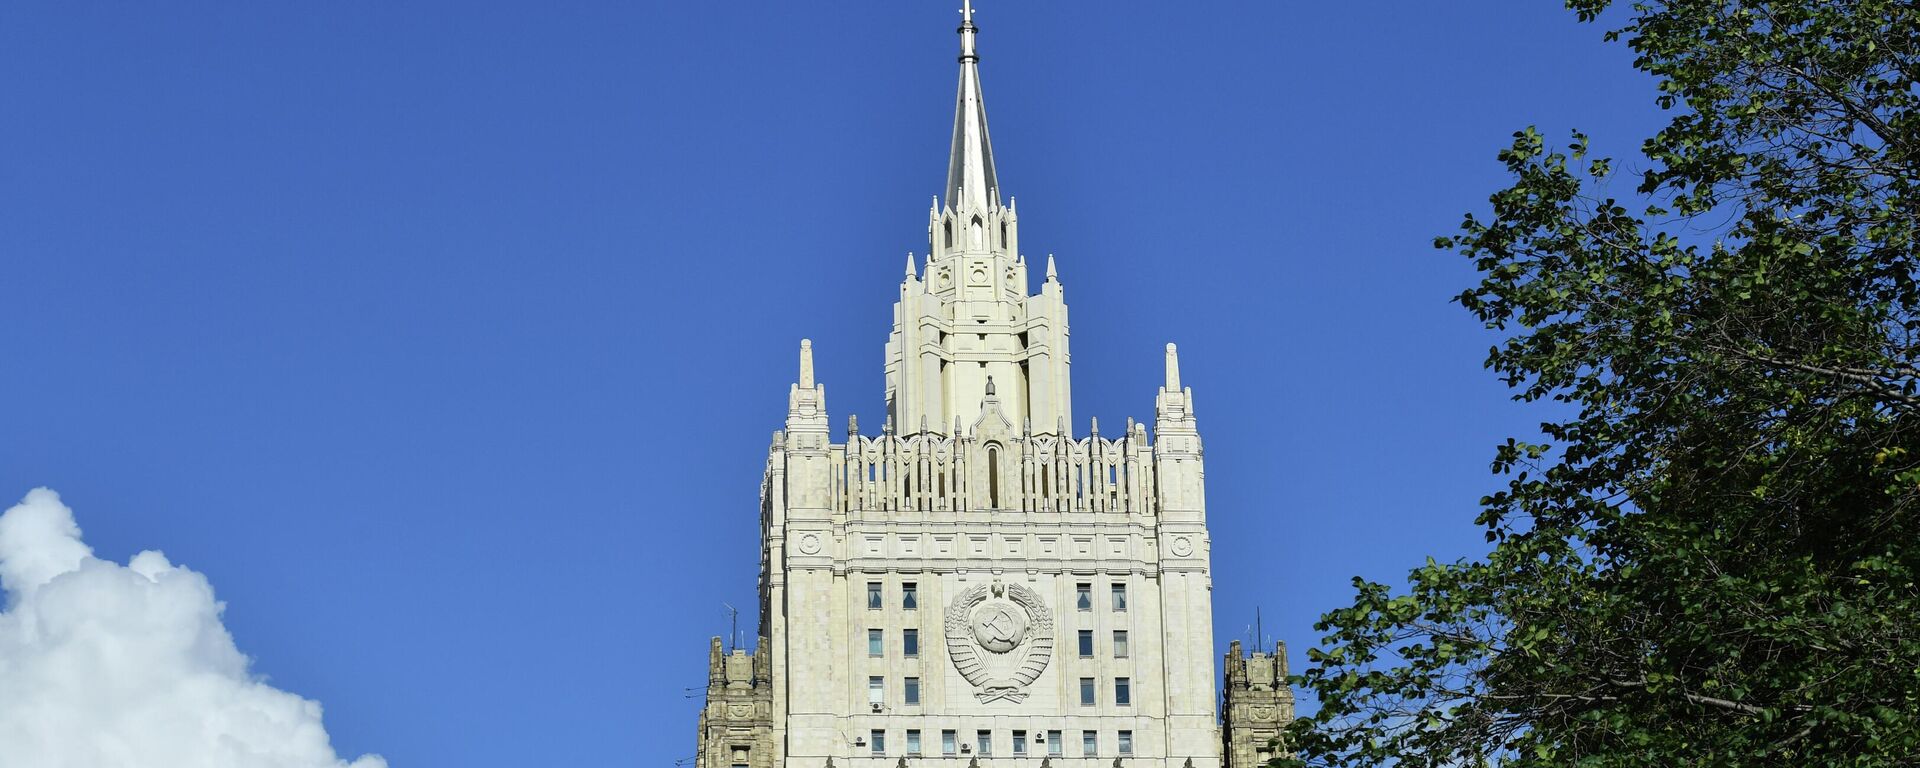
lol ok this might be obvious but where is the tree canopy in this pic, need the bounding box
[1281,1,1920,765]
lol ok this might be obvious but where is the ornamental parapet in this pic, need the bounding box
[807,426,1159,517]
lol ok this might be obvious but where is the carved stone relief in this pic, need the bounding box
[944,581,1053,702]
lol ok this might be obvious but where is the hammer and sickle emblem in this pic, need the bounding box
[982,608,1016,638]
[971,600,1029,653]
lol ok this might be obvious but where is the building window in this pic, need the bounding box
[902,582,918,610]
[907,729,922,756]
[1078,629,1094,657]
[942,730,958,756]
[986,446,1001,507]
[868,676,884,706]
[1013,730,1028,755]
[868,582,883,609]
[868,629,884,657]
[1076,583,1092,611]
[871,729,886,755]
[1115,677,1132,706]
[1047,730,1063,756]
[904,677,921,706]
[977,730,993,755]
[1113,630,1129,658]
[1111,583,1127,611]
[903,628,920,657]
[1079,677,1096,706]
[1082,731,1098,756]
[1118,730,1133,755]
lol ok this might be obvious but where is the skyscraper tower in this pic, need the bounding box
[692,5,1286,766]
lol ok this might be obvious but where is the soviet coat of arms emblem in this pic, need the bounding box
[944,581,1054,702]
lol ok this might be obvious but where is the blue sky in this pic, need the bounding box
[0,2,1666,764]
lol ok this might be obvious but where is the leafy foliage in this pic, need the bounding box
[1281,1,1920,765]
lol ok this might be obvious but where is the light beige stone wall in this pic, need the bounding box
[748,336,1221,768]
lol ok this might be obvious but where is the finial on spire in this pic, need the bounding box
[1045,254,1058,281]
[799,339,815,388]
[960,0,978,60]
[1164,343,1182,390]
[905,252,917,279]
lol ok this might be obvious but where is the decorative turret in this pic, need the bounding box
[1156,343,1200,449]
[785,338,832,462]
[883,0,1069,438]
[1222,640,1297,768]
[695,638,776,768]
[1155,342,1204,523]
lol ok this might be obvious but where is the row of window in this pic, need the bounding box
[867,581,1131,611]
[866,628,1129,659]
[869,728,1134,757]
[868,676,924,706]
[868,628,922,657]
[866,676,1130,707]
[868,582,921,610]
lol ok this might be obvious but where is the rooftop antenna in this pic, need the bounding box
[1257,606,1265,654]
[722,603,740,652]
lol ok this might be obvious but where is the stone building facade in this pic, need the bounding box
[692,4,1289,767]
[697,638,777,768]
[1221,642,1297,768]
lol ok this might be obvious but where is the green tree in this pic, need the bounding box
[1282,1,1920,766]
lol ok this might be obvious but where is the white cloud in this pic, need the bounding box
[0,488,386,768]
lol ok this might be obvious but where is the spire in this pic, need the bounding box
[946,0,999,212]
[1164,343,1182,390]
[905,252,918,279]
[1045,254,1058,281]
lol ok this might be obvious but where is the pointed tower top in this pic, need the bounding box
[1164,343,1181,390]
[904,252,918,279]
[799,339,815,388]
[946,0,998,213]
[1045,254,1058,281]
